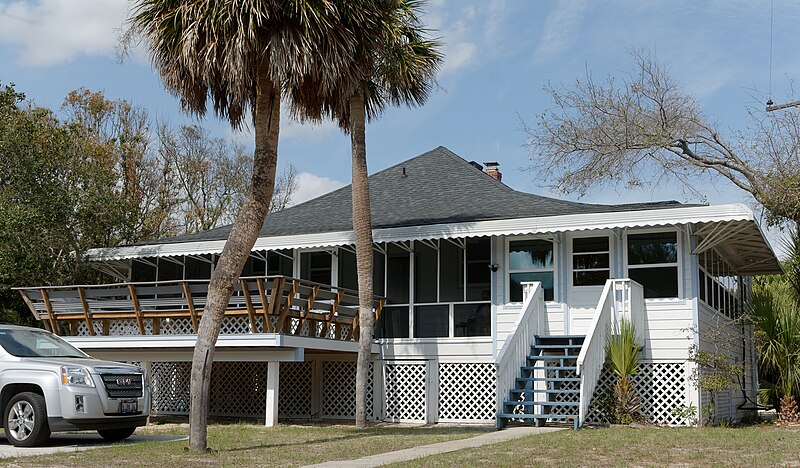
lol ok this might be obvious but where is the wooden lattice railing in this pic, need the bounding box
[14,276,385,341]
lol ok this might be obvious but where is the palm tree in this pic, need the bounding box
[752,234,800,423]
[128,1,367,451]
[290,0,442,427]
[751,235,800,422]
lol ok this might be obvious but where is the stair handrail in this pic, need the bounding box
[576,278,646,426]
[495,281,544,417]
[575,279,616,426]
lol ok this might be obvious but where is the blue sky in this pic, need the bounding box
[1,0,798,247]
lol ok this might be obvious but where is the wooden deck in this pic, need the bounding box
[15,276,385,342]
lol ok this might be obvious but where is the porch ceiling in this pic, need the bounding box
[693,220,783,276]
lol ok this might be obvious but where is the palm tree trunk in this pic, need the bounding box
[188,66,280,451]
[350,89,375,428]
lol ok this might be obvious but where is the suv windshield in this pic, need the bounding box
[0,329,88,358]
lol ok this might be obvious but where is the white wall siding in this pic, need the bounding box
[640,300,694,361]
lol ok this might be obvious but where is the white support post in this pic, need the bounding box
[372,359,385,422]
[311,359,323,421]
[426,359,439,424]
[142,361,152,425]
[266,361,280,427]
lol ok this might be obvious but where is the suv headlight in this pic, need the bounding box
[61,366,94,387]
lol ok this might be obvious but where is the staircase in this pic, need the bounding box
[497,335,585,430]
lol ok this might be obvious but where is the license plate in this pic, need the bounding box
[119,400,138,414]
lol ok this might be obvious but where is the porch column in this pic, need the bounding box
[265,361,280,427]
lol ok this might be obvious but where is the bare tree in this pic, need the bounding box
[524,50,800,229]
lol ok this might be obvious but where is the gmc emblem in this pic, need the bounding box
[115,377,133,386]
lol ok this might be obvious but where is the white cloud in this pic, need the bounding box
[0,0,129,67]
[290,172,347,206]
[532,0,588,64]
[427,2,479,76]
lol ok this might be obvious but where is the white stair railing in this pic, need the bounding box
[576,278,645,426]
[495,282,544,417]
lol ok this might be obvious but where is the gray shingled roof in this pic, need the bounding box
[137,146,693,246]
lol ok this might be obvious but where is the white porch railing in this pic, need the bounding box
[576,278,645,426]
[495,281,545,418]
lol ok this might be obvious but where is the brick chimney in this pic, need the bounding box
[483,161,502,182]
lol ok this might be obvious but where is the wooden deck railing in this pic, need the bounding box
[14,276,385,341]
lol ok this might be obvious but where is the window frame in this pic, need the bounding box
[505,235,557,304]
[623,228,683,300]
[569,234,611,288]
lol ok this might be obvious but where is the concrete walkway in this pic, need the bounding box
[305,426,565,468]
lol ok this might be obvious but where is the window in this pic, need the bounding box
[572,237,609,286]
[508,239,554,301]
[627,232,678,298]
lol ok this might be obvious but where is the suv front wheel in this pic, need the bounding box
[4,392,51,447]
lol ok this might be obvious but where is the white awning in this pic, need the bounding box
[87,203,782,275]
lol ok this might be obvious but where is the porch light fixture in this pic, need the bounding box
[488,263,499,272]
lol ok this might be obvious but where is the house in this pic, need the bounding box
[16,146,781,427]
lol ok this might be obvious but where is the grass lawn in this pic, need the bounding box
[393,425,800,467]
[3,422,492,467]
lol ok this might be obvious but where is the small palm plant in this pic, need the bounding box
[607,317,642,424]
[752,276,800,423]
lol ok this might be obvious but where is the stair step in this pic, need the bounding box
[522,366,577,371]
[532,344,583,349]
[526,355,577,361]
[516,376,580,382]
[505,400,579,407]
[497,413,577,420]
[510,388,580,395]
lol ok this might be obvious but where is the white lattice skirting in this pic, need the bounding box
[384,363,427,422]
[586,362,689,426]
[150,360,373,420]
[438,363,496,421]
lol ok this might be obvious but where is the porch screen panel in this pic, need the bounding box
[267,250,293,276]
[414,242,437,303]
[376,306,409,338]
[627,232,678,298]
[300,251,332,285]
[131,260,156,282]
[439,241,464,302]
[157,258,182,281]
[373,247,385,296]
[508,239,554,301]
[185,255,212,279]
[454,303,491,337]
[466,237,491,301]
[241,256,265,277]
[414,305,448,338]
[338,249,358,291]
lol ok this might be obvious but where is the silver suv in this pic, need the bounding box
[0,325,150,447]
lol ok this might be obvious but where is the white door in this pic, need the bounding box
[568,235,612,335]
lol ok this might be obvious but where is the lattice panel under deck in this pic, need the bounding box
[151,362,191,415]
[384,363,426,421]
[76,321,104,336]
[159,318,195,335]
[322,361,373,419]
[220,316,254,335]
[586,362,688,426]
[107,319,155,335]
[438,363,496,421]
[208,362,268,417]
[279,362,313,418]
